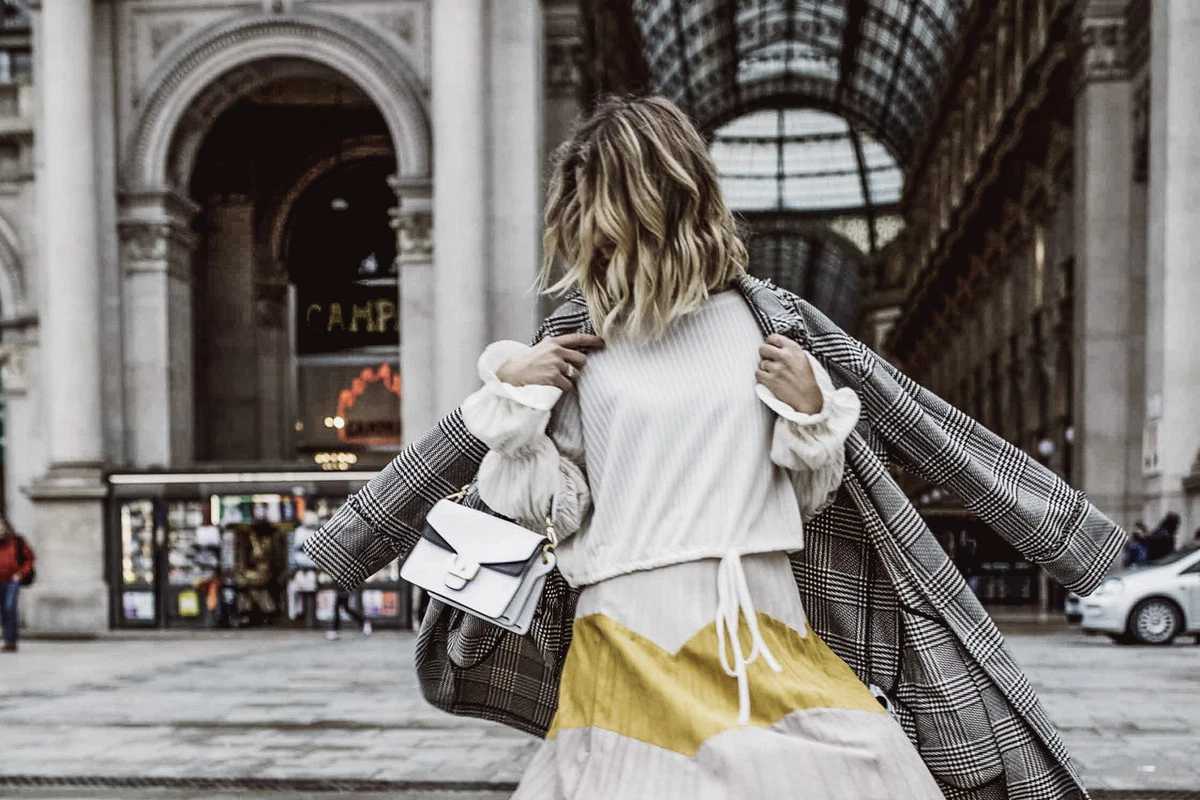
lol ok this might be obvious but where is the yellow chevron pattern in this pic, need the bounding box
[547,612,885,757]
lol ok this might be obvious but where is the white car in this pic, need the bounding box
[1080,541,1200,644]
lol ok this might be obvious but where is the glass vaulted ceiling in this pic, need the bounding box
[630,0,972,163]
[710,107,901,213]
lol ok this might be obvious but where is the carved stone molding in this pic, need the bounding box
[370,10,416,44]
[118,188,201,280]
[0,343,27,394]
[389,176,432,265]
[148,20,188,61]
[1080,16,1127,83]
[392,207,432,263]
[118,221,199,280]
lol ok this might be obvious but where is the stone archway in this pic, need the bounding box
[124,12,429,190]
[117,11,433,469]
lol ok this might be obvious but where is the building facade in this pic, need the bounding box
[884,0,1200,589]
[0,0,591,632]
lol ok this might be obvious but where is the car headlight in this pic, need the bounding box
[1093,578,1125,596]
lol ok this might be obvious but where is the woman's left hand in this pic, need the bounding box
[756,334,824,415]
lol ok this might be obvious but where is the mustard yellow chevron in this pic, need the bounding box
[547,612,885,756]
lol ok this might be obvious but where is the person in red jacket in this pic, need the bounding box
[0,517,34,652]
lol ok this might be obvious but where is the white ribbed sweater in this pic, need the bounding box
[460,290,862,589]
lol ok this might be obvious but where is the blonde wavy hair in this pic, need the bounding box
[541,96,748,339]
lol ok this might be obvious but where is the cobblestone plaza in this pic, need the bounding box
[2,622,1198,798]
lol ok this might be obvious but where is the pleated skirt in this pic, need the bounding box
[513,553,943,800]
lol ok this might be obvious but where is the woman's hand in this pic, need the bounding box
[756,334,824,415]
[497,334,605,390]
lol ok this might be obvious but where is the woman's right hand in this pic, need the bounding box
[496,334,605,390]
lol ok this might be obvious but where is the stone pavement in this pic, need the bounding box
[0,621,1197,797]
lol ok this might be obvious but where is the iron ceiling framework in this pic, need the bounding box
[629,0,971,322]
[630,0,972,164]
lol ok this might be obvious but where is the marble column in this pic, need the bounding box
[432,0,488,416]
[390,176,435,443]
[1073,11,1140,528]
[1143,0,1200,535]
[27,0,108,632]
[489,0,543,342]
[118,189,200,468]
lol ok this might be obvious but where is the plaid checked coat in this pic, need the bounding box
[306,274,1125,800]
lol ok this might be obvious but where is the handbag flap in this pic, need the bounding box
[425,499,546,567]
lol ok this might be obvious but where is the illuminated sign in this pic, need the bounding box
[313,452,360,471]
[296,284,399,354]
[331,364,402,446]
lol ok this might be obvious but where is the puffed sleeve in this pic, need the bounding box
[460,340,591,540]
[756,351,861,519]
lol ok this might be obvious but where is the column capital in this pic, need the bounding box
[389,175,432,264]
[0,342,28,395]
[118,187,201,278]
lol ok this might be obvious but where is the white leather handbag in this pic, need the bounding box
[400,485,558,636]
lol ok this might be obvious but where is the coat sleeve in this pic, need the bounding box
[460,341,591,540]
[857,340,1125,596]
[774,286,1126,597]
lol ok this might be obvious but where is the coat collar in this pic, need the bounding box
[545,273,810,347]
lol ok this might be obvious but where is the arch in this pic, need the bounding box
[257,134,395,269]
[124,12,430,191]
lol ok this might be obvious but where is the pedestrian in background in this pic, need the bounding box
[1123,521,1150,568]
[287,511,320,625]
[957,531,982,595]
[0,516,35,653]
[326,590,371,641]
[1146,512,1181,562]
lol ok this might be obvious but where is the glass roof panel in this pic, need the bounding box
[712,107,902,215]
[631,0,973,163]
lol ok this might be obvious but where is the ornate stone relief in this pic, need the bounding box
[0,343,27,394]
[1080,16,1126,83]
[370,10,416,44]
[392,208,432,262]
[118,220,198,280]
[149,20,187,61]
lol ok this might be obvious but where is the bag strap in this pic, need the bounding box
[442,484,560,551]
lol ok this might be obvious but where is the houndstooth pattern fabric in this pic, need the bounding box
[304,274,1126,799]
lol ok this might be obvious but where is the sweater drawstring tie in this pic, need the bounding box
[715,550,788,725]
